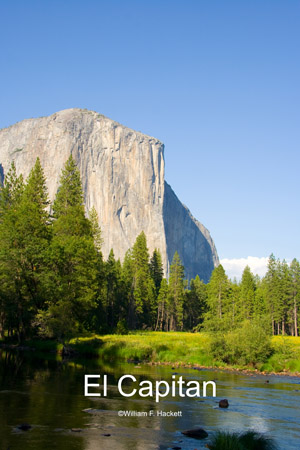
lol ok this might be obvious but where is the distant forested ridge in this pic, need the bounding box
[0,157,299,341]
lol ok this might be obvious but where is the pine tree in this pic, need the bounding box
[265,254,282,335]
[0,162,25,338]
[239,266,256,320]
[253,277,268,319]
[150,249,163,295]
[18,158,51,308]
[53,155,84,217]
[0,161,24,218]
[38,155,99,339]
[278,260,293,335]
[103,249,123,330]
[228,280,241,329]
[168,252,185,331]
[89,206,103,252]
[204,264,230,331]
[184,275,207,330]
[155,278,169,331]
[0,159,50,340]
[290,259,300,336]
[132,232,150,316]
[23,157,50,219]
[121,248,135,328]
[131,232,156,328]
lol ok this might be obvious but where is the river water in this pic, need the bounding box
[0,350,300,450]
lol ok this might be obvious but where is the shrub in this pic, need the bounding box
[209,320,273,367]
[115,319,129,335]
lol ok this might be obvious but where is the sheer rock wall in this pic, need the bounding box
[0,108,219,281]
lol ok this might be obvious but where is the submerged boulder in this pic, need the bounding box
[17,423,31,431]
[219,399,229,408]
[181,428,208,439]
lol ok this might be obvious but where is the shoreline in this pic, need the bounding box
[143,360,300,378]
[1,338,300,378]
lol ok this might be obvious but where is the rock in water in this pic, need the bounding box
[219,399,229,408]
[0,108,218,281]
[17,423,31,431]
[181,428,208,439]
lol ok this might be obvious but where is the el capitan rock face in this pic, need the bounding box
[163,182,218,281]
[0,108,218,281]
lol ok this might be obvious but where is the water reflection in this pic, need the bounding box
[0,349,300,449]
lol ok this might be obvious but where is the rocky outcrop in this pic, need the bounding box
[0,108,218,281]
[163,182,218,281]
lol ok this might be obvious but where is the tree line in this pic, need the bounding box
[0,156,299,341]
[203,257,300,337]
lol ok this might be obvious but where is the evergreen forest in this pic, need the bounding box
[0,156,299,342]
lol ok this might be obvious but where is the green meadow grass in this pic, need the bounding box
[67,332,300,373]
[68,331,215,366]
[11,332,299,374]
[260,335,300,373]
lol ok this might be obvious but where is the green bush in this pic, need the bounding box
[209,321,273,367]
[115,319,129,335]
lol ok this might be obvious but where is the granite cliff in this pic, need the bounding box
[0,108,218,281]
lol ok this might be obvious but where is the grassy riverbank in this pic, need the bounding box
[71,332,300,374]
[3,332,300,374]
[69,332,213,366]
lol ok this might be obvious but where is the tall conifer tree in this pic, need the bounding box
[103,249,123,329]
[265,254,281,335]
[290,259,300,336]
[184,275,207,330]
[131,231,156,328]
[239,266,256,320]
[0,162,25,338]
[155,278,169,331]
[204,264,230,331]
[38,155,99,339]
[0,161,24,218]
[150,249,163,295]
[0,159,50,339]
[168,252,185,331]
[89,206,103,252]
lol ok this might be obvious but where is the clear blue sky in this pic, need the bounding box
[1,0,299,262]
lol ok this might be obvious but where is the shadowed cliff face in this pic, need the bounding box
[163,182,218,282]
[0,164,4,185]
[0,108,219,280]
